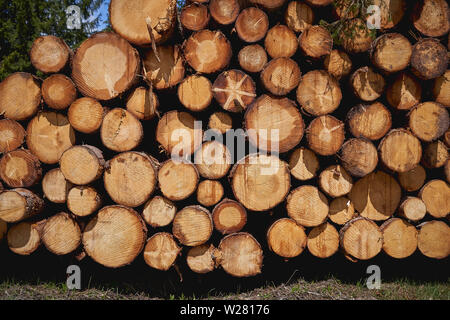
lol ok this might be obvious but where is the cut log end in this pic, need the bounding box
[289,147,319,181]
[298,25,332,59]
[340,217,383,260]
[212,199,247,235]
[0,119,26,153]
[180,3,210,31]
[398,165,426,192]
[267,218,307,258]
[287,185,329,227]
[417,220,450,259]
[42,168,72,204]
[178,76,212,112]
[7,222,41,255]
[386,72,422,110]
[172,206,213,247]
[30,35,71,73]
[210,0,240,25]
[187,244,216,274]
[419,180,450,218]
[319,165,353,198]
[380,218,417,259]
[143,232,181,271]
[350,66,385,102]
[235,7,269,43]
[42,74,77,110]
[329,196,356,225]
[0,188,43,223]
[411,38,447,80]
[307,222,339,258]
[398,197,426,222]
[347,102,392,141]
[142,196,176,228]
[159,159,199,201]
[261,58,301,96]
[0,149,42,188]
[126,87,159,120]
[371,33,412,74]
[409,102,449,142]
[412,0,450,37]
[60,145,104,185]
[265,25,298,59]
[285,1,314,33]
[238,44,268,73]
[68,97,105,134]
[324,50,352,80]
[208,112,233,134]
[67,186,102,217]
[41,213,81,255]
[197,180,224,207]
[306,115,345,156]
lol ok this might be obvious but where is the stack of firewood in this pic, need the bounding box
[0,0,449,278]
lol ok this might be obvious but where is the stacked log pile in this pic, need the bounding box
[0,0,449,278]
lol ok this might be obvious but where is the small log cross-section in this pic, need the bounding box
[410,38,447,80]
[417,220,450,259]
[285,1,314,33]
[230,154,291,212]
[30,35,71,73]
[212,69,256,112]
[423,140,448,169]
[324,50,352,80]
[306,115,345,156]
[380,218,418,259]
[398,165,426,192]
[0,149,42,188]
[287,185,329,227]
[41,74,77,110]
[71,32,140,101]
[419,180,450,218]
[0,119,26,153]
[143,232,181,271]
[339,18,372,54]
[296,70,342,116]
[340,217,383,261]
[398,197,426,222]
[142,196,176,228]
[209,0,240,25]
[82,205,147,268]
[180,3,210,31]
[184,30,232,74]
[235,7,269,43]
[0,73,41,121]
[264,25,298,59]
[261,58,301,96]
[42,168,72,204]
[350,66,386,102]
[212,199,247,235]
[41,213,81,255]
[7,222,41,255]
[349,171,401,221]
[433,70,450,107]
[208,112,233,134]
[370,33,412,74]
[178,75,212,112]
[329,197,356,225]
[245,95,304,153]
[215,232,263,277]
[100,108,143,152]
[187,244,217,274]
[238,45,268,73]
[298,25,333,59]
[126,87,159,120]
[289,147,319,181]
[197,180,224,207]
[194,141,231,179]
[172,206,213,247]
[158,159,199,201]
[68,97,105,134]
[267,218,307,259]
[307,222,339,258]
[67,186,102,217]
[347,102,392,140]
[104,152,157,207]
[409,102,449,142]
[60,145,105,185]
[412,0,450,37]
[319,165,353,198]
[0,188,44,223]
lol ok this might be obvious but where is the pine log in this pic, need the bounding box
[298,25,333,59]
[209,0,240,25]
[264,25,298,58]
[398,196,427,222]
[267,218,307,258]
[214,232,263,277]
[68,97,106,134]
[197,180,224,207]
[187,244,216,274]
[417,220,450,259]
[339,217,383,260]
[158,159,199,201]
[379,129,422,173]
[285,1,314,33]
[370,33,412,74]
[104,152,157,207]
[67,186,102,217]
[180,3,210,31]
[319,165,353,198]
[156,110,203,157]
[0,119,26,153]
[7,222,41,255]
[100,108,143,152]
[184,30,232,74]
[306,115,345,156]
[71,32,140,100]
[250,0,286,10]
[260,57,301,96]
[82,205,147,268]
[0,72,41,121]
[409,102,449,142]
[60,145,105,185]
[412,0,450,37]
[41,74,77,110]
[178,75,212,112]
[109,0,176,46]
[208,112,233,134]
[27,112,75,164]
[324,50,352,80]
[348,171,401,221]
[422,140,448,168]
[0,189,43,223]
[0,149,42,188]
[296,70,342,116]
[235,7,269,43]
[386,72,422,110]
[419,179,450,218]
[307,222,339,258]
[289,147,319,181]
[347,102,392,140]
[126,86,159,120]
[30,35,71,73]
[198,132,232,167]
[230,154,291,211]
[212,199,247,235]
[245,95,304,153]
[339,18,373,54]
[433,70,450,107]
[142,196,176,228]
[238,44,268,73]
[41,213,81,255]
[143,45,185,90]
[329,196,356,225]
[410,38,448,80]
[212,69,256,112]
[397,165,426,192]
[350,66,386,102]
[372,0,406,30]
[380,218,418,259]
[42,168,72,204]
[287,185,329,227]
[172,205,213,246]
[143,232,181,271]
